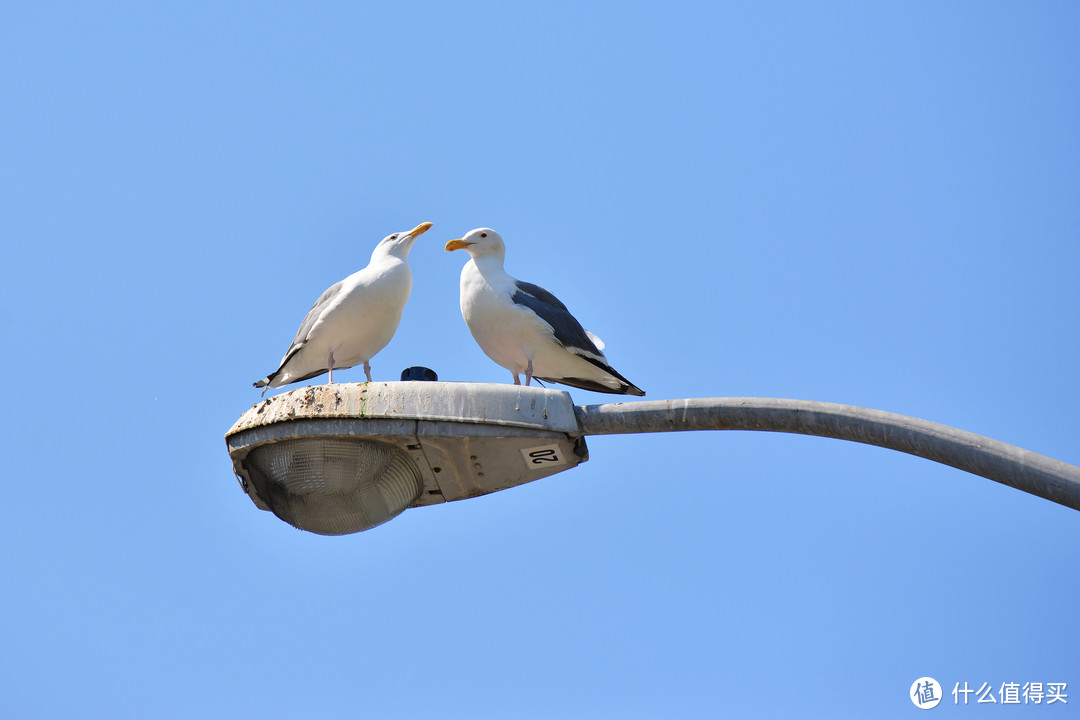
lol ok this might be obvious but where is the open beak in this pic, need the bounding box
[405,221,434,239]
[445,238,474,252]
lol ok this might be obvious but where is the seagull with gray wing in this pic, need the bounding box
[445,227,644,396]
[254,221,433,393]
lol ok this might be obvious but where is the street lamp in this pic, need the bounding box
[226,379,587,534]
[225,373,1080,534]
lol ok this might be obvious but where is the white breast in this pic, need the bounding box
[308,258,412,366]
[459,261,551,375]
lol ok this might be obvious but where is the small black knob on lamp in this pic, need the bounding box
[400,366,438,382]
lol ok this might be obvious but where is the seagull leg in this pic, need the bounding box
[525,358,534,387]
[364,361,372,382]
[512,372,521,385]
[328,351,335,384]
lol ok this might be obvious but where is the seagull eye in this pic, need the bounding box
[480,232,487,238]
[390,235,398,240]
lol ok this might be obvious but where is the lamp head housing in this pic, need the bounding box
[225,382,588,534]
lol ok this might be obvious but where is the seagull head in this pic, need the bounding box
[445,227,505,261]
[374,221,433,260]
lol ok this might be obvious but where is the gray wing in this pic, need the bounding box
[511,280,603,358]
[511,280,646,397]
[285,280,344,356]
[514,280,570,312]
[254,281,343,388]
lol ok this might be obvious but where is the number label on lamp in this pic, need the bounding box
[520,444,567,470]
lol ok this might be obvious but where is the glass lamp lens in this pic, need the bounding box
[245,438,423,535]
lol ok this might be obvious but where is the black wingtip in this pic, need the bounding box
[541,375,646,396]
[571,355,646,396]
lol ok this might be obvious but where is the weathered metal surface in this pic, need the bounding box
[575,397,1080,512]
[225,382,588,516]
[227,382,581,436]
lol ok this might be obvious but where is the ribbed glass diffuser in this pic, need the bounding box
[245,437,423,535]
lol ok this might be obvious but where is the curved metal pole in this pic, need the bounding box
[574,398,1080,512]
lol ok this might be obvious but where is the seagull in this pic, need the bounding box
[254,221,433,393]
[445,227,645,396]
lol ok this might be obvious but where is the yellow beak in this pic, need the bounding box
[445,238,474,252]
[406,221,434,238]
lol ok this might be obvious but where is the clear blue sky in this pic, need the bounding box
[2,2,1078,717]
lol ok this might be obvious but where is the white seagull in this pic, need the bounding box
[254,221,433,393]
[445,227,645,396]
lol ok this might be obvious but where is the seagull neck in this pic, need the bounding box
[373,242,414,263]
[471,253,506,276]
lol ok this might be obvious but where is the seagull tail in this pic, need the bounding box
[543,375,645,396]
[253,376,272,397]
[543,357,645,396]
[255,365,289,395]
[609,378,646,396]
[575,354,645,396]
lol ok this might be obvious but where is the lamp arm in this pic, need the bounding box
[574,398,1080,512]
